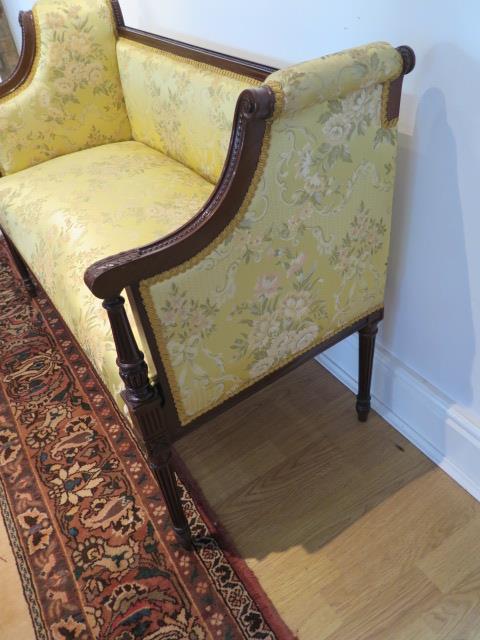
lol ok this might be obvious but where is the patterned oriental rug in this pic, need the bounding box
[0,238,296,640]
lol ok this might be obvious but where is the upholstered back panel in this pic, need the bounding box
[116,38,260,184]
[0,0,131,176]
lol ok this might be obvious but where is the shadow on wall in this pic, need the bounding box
[382,45,475,412]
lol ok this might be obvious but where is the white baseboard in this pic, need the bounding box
[317,337,480,501]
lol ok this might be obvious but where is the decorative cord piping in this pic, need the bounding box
[117,37,263,86]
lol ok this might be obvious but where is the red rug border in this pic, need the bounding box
[1,237,298,640]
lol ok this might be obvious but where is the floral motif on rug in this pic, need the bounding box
[0,239,295,640]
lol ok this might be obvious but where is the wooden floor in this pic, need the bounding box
[177,360,480,639]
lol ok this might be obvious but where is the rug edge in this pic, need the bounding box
[172,449,300,640]
[1,237,299,640]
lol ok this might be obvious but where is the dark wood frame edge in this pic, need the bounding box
[84,83,276,298]
[0,10,36,99]
[0,6,415,304]
[159,306,385,442]
[110,0,275,80]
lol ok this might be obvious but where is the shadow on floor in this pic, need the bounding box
[176,359,435,559]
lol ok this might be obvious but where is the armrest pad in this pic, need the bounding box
[265,42,403,115]
[0,0,131,176]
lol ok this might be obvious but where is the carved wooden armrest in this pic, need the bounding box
[86,42,415,429]
[84,85,276,298]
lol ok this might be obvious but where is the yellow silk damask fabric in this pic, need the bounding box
[0,0,131,176]
[0,141,214,411]
[116,38,259,184]
[141,43,404,425]
[266,42,403,114]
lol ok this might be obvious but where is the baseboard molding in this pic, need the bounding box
[317,337,480,501]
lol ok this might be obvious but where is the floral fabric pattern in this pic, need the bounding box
[116,38,259,184]
[0,0,131,176]
[265,42,402,114]
[141,43,403,424]
[0,141,214,411]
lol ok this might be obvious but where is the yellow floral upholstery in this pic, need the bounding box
[140,43,404,425]
[0,0,131,176]
[116,38,259,184]
[0,0,405,432]
[0,141,214,410]
[266,42,402,114]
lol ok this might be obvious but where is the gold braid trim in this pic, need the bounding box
[117,38,263,86]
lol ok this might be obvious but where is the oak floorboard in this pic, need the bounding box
[176,360,480,639]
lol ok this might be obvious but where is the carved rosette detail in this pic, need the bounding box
[396,45,416,75]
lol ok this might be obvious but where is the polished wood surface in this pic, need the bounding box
[356,320,378,421]
[177,360,480,639]
[103,295,192,547]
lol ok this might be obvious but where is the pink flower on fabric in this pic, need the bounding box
[254,274,279,299]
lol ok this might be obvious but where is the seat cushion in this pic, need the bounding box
[0,140,214,411]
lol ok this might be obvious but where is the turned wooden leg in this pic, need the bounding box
[3,232,36,296]
[356,321,378,422]
[103,296,192,549]
[131,394,192,550]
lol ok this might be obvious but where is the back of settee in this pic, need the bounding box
[116,39,260,185]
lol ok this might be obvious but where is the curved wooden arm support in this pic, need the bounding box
[110,0,125,28]
[84,84,276,298]
[0,11,36,99]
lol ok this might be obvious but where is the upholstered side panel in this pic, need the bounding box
[116,38,260,184]
[0,0,131,176]
[140,43,403,425]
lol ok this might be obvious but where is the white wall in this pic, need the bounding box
[3,0,25,50]
[5,1,480,493]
